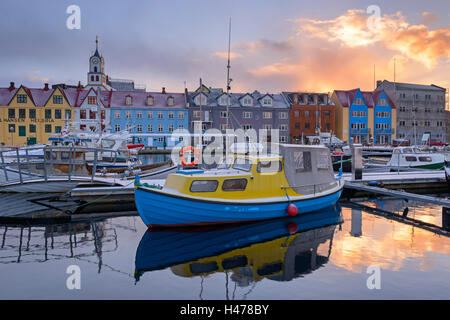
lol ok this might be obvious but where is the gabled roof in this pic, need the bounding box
[333,88,396,109]
[0,87,18,106]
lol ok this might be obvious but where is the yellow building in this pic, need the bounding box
[0,83,73,146]
[331,88,396,145]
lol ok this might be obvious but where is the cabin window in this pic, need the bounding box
[189,262,218,274]
[405,156,417,162]
[294,151,312,172]
[257,160,282,173]
[61,152,71,160]
[418,157,432,162]
[257,262,283,276]
[317,150,330,169]
[190,180,219,192]
[232,158,252,171]
[222,178,247,191]
[221,255,248,270]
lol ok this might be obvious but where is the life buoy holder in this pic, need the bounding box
[179,146,199,167]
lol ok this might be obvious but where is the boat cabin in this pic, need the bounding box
[163,145,338,200]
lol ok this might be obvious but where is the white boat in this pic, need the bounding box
[386,147,446,170]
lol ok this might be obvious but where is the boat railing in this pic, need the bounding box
[0,145,123,187]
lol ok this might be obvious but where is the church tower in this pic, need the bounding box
[87,36,106,88]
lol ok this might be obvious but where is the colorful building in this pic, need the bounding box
[0,82,73,146]
[331,88,396,144]
[282,92,335,143]
[187,84,290,143]
[109,89,188,149]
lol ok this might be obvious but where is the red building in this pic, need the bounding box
[283,92,335,143]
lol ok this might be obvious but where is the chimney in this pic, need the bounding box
[303,94,308,104]
[162,87,166,94]
[44,83,49,91]
[314,95,318,104]
[8,82,15,91]
[292,93,299,104]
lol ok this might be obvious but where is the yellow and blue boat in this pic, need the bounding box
[134,144,344,228]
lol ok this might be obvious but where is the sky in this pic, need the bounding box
[0,0,448,94]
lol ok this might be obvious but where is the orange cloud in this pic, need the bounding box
[212,51,243,59]
[296,9,450,68]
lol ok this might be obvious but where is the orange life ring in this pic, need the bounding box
[332,151,344,155]
[179,146,199,167]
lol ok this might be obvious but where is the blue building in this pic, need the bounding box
[109,89,188,149]
[332,88,396,145]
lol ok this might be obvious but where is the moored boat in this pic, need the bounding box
[386,146,445,171]
[134,144,344,228]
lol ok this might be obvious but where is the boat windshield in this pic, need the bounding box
[232,158,252,171]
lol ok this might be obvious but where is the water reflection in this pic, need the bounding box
[0,219,117,271]
[135,204,343,289]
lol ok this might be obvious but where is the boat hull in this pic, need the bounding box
[134,184,343,228]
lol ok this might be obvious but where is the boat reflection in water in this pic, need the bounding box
[135,204,342,286]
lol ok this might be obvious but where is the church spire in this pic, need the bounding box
[94,35,100,57]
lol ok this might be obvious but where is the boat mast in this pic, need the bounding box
[226,17,232,131]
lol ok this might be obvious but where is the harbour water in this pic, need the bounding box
[0,197,448,299]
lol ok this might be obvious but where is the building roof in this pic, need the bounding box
[333,88,396,109]
[188,89,289,109]
[0,88,18,105]
[282,92,334,105]
[377,80,446,92]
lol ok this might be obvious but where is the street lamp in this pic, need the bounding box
[9,125,14,146]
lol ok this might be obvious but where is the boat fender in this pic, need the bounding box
[287,204,298,216]
[179,146,199,167]
[287,222,298,234]
[368,181,379,186]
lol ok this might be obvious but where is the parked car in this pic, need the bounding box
[392,139,410,147]
[429,139,447,147]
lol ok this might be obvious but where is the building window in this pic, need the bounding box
[65,110,71,119]
[29,124,36,133]
[354,98,364,105]
[168,124,174,133]
[263,124,272,130]
[279,124,288,131]
[378,98,388,106]
[243,111,252,119]
[29,109,36,119]
[178,112,184,120]
[147,96,154,106]
[221,124,229,131]
[53,95,63,104]
[263,112,272,119]
[196,95,206,105]
[115,124,120,132]
[126,124,132,131]
[167,97,174,106]
[88,96,97,105]
[126,96,132,105]
[243,124,253,130]
[158,137,164,143]
[263,98,272,105]
[304,110,310,117]
[278,112,288,119]
[158,112,163,119]
[55,126,62,133]
[158,124,163,132]
[137,111,143,119]
[45,124,52,133]
[294,122,300,130]
[178,124,184,130]
[91,76,94,81]
[305,122,310,129]
[220,111,228,118]
[8,109,15,118]
[89,110,96,119]
[294,110,300,118]
[126,111,131,119]
[17,94,27,103]
[18,126,26,137]
[147,124,153,132]
[19,109,26,119]
[324,110,331,118]
[280,136,287,142]
[45,109,52,119]
[80,110,86,119]
[55,109,61,119]
[168,111,174,119]
[80,124,86,130]
[96,75,99,81]
[137,125,143,132]
[193,111,201,118]
[147,111,153,119]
